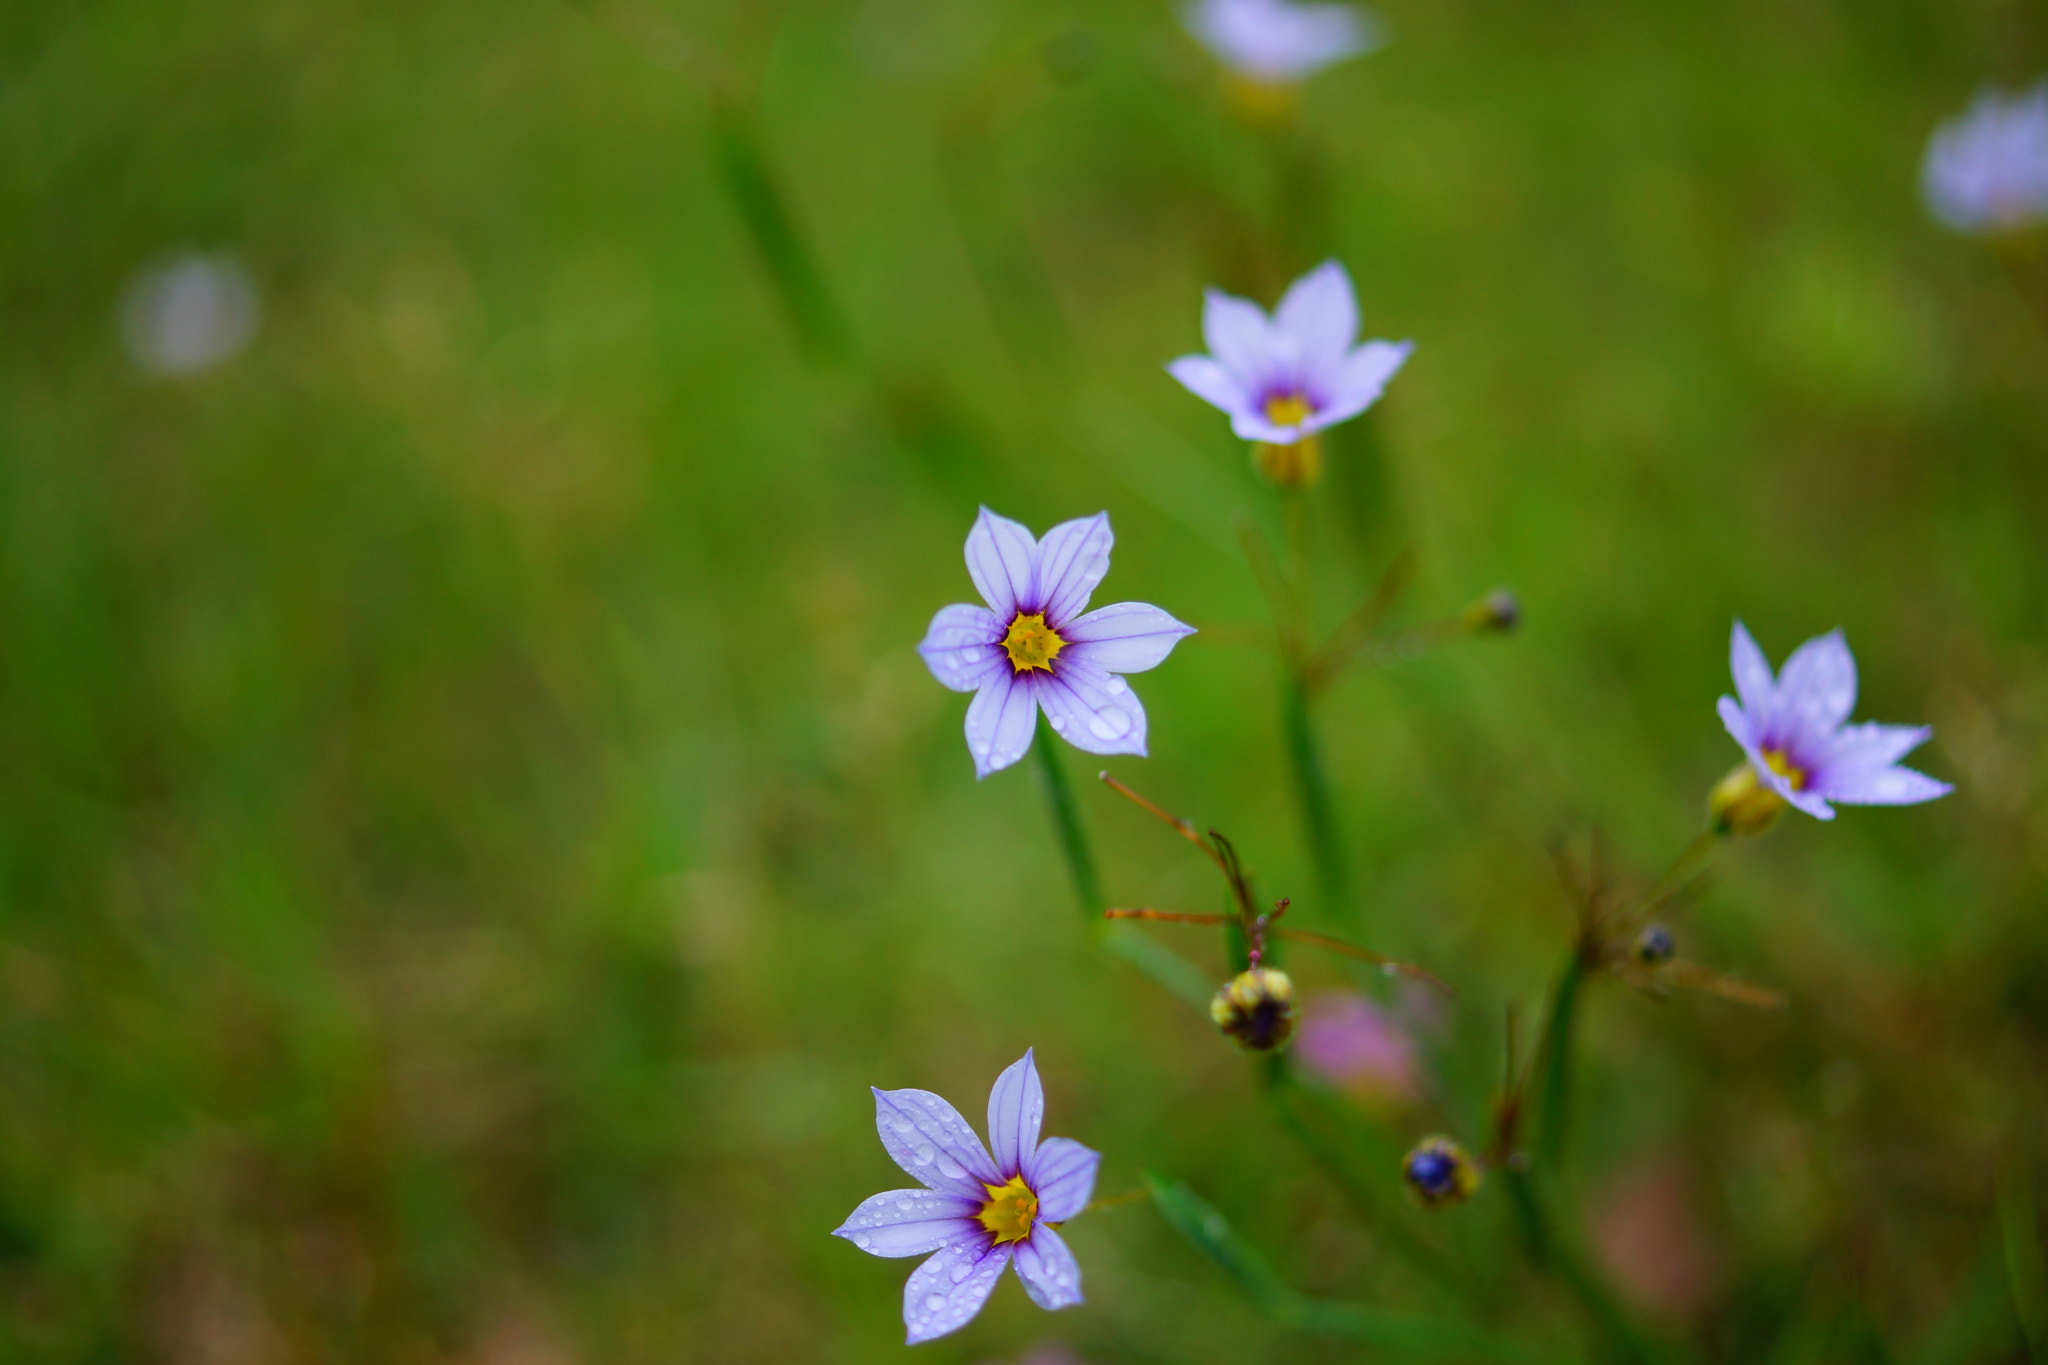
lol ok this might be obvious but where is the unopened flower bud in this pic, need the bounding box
[1459,588,1520,634]
[1709,760,1787,836]
[1402,1135,1481,1208]
[1253,435,1322,489]
[1631,922,1676,966]
[1210,967,1296,1052]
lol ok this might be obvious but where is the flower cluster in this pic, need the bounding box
[1183,0,1386,85]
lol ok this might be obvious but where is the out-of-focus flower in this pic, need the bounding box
[1210,966,1296,1051]
[1166,261,1410,487]
[121,253,260,377]
[1293,992,1417,1100]
[1183,0,1385,85]
[835,1050,1101,1345]
[1401,1136,1480,1208]
[919,509,1195,778]
[1588,1156,1725,1318]
[1713,621,1952,828]
[1923,82,2048,235]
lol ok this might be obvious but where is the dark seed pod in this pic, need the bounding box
[1632,922,1677,965]
[1402,1136,1482,1209]
[1209,967,1296,1052]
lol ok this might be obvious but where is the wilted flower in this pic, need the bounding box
[1184,0,1385,85]
[1293,992,1418,1099]
[1402,1135,1480,1208]
[1923,82,2048,235]
[1714,621,1952,829]
[121,252,260,377]
[919,509,1195,778]
[1210,966,1296,1051]
[835,1050,1101,1345]
[1167,261,1411,487]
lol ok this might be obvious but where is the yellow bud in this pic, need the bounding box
[1709,761,1788,836]
[1210,967,1296,1052]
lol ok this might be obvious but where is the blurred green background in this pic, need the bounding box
[4,0,2047,1360]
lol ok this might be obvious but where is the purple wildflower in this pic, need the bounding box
[919,509,1195,779]
[1166,260,1411,458]
[1184,0,1385,84]
[1923,82,2048,235]
[835,1051,1102,1346]
[1716,621,1952,822]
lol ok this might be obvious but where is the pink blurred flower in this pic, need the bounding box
[1588,1157,1724,1319]
[1292,993,1418,1101]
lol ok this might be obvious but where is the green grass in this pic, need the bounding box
[2,0,2046,1360]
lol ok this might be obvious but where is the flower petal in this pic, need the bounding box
[872,1086,1002,1197]
[1820,763,1953,807]
[1813,722,1932,781]
[1166,355,1252,419]
[986,1050,1045,1180]
[1062,602,1197,675]
[964,670,1039,778]
[1774,629,1858,738]
[903,1240,1009,1345]
[1036,513,1114,627]
[965,507,1040,620]
[834,1190,983,1258]
[1201,287,1274,387]
[1274,260,1358,377]
[919,604,1006,693]
[1720,695,1833,817]
[1304,339,1411,431]
[1716,694,1762,756]
[1036,660,1147,758]
[1026,1136,1100,1223]
[1729,620,1775,721]
[1012,1224,1085,1311]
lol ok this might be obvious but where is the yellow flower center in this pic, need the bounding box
[1002,612,1064,673]
[1264,392,1314,427]
[1762,748,1807,791]
[976,1174,1038,1245]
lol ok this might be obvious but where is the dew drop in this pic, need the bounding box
[950,1259,974,1283]
[1105,676,1128,694]
[853,1233,872,1249]
[934,1153,966,1180]
[914,1143,935,1165]
[895,1196,913,1210]
[925,1293,948,1313]
[1087,708,1131,740]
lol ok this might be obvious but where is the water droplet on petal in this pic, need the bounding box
[934,1153,966,1180]
[853,1233,872,1249]
[913,1143,935,1164]
[895,1197,912,1210]
[950,1259,974,1283]
[925,1293,948,1313]
[1105,676,1128,694]
[1087,708,1131,741]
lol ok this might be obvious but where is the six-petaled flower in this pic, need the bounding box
[835,1051,1102,1345]
[1167,260,1411,486]
[1714,621,1952,827]
[919,509,1195,778]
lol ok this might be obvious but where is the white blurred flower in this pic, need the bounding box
[1922,82,2048,235]
[121,253,260,377]
[1184,0,1385,84]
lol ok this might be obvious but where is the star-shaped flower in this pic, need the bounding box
[1166,261,1411,484]
[919,509,1195,778]
[1923,81,2048,235]
[1184,0,1385,84]
[834,1051,1102,1346]
[1715,621,1952,823]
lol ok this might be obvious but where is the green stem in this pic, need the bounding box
[1031,714,1102,922]
[1281,673,1349,909]
[1534,951,1587,1170]
[706,102,852,368]
[1636,826,1721,919]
